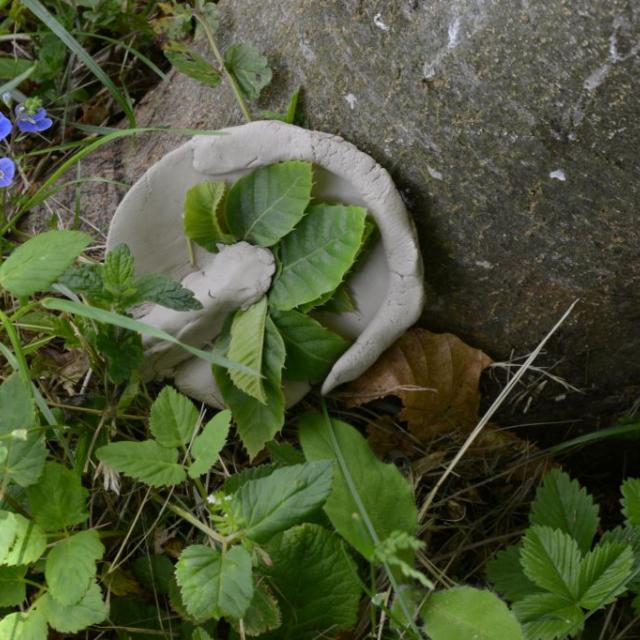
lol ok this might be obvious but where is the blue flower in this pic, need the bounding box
[0,157,15,188]
[15,101,53,134]
[0,112,11,140]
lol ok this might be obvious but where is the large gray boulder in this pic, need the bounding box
[40,0,640,394]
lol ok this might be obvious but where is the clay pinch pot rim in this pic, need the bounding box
[106,120,425,399]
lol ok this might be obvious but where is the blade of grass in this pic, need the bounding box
[0,63,35,98]
[21,0,137,126]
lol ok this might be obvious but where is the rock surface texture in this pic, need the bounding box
[41,0,640,393]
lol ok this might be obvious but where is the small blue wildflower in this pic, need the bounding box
[0,112,11,140]
[15,98,52,134]
[0,157,15,188]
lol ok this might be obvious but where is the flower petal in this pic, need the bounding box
[0,114,11,141]
[0,157,16,188]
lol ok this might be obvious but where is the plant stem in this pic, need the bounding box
[194,12,253,124]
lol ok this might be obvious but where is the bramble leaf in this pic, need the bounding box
[224,161,312,247]
[578,542,633,610]
[176,544,253,621]
[224,43,272,102]
[150,386,199,448]
[269,204,367,311]
[231,461,333,543]
[40,581,108,633]
[96,440,186,487]
[621,478,640,527]
[0,230,91,297]
[188,410,231,478]
[227,297,268,402]
[0,510,47,566]
[183,181,234,251]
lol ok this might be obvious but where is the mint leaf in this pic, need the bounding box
[269,204,367,311]
[520,526,581,601]
[57,262,102,297]
[41,581,108,633]
[188,410,231,479]
[299,413,417,561]
[96,440,186,487]
[578,542,633,610]
[95,325,143,384]
[176,545,253,620]
[27,462,89,531]
[45,529,105,606]
[264,524,361,640]
[0,565,26,606]
[102,243,136,298]
[621,478,640,527]
[223,43,272,102]
[271,308,349,382]
[0,510,47,566]
[227,297,268,402]
[513,592,584,640]
[134,273,203,311]
[150,386,199,448]
[0,230,91,297]
[224,161,312,247]
[183,181,234,251]
[421,587,524,640]
[530,469,599,553]
[231,461,333,543]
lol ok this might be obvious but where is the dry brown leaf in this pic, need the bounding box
[343,329,492,441]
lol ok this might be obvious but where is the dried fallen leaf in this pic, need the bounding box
[343,329,492,441]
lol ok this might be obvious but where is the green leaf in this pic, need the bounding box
[0,57,33,79]
[0,565,27,606]
[164,42,221,88]
[263,524,361,640]
[421,587,524,640]
[316,282,357,313]
[45,529,105,606]
[230,582,281,637]
[94,325,143,384]
[150,386,199,448]
[102,243,136,298]
[134,273,203,311]
[577,542,633,610]
[520,526,581,601]
[0,511,47,566]
[530,469,600,553]
[188,410,231,478]
[224,161,312,247]
[193,628,215,640]
[227,297,268,402]
[57,262,103,297]
[621,478,640,526]
[0,230,91,297]
[183,181,234,251]
[601,525,640,590]
[223,43,272,102]
[0,373,34,433]
[0,429,46,489]
[214,316,285,459]
[269,204,368,311]
[299,413,417,561]
[0,608,47,640]
[260,87,301,125]
[231,461,333,543]
[176,545,253,621]
[513,592,584,640]
[96,440,186,487]
[40,581,108,633]
[271,309,349,382]
[487,545,540,602]
[26,462,88,531]
[132,554,174,596]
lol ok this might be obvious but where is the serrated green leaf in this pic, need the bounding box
[0,56,33,79]
[271,309,349,382]
[263,524,361,640]
[176,545,253,620]
[46,529,105,606]
[269,204,367,311]
[266,441,305,466]
[95,325,143,384]
[223,463,278,494]
[96,440,186,487]
[57,262,103,296]
[102,243,136,297]
[578,542,633,610]
[421,587,524,640]
[214,316,285,459]
[193,628,215,640]
[530,469,600,553]
[601,525,640,590]
[0,230,91,297]
[0,374,35,434]
[0,511,47,566]
[621,478,640,527]
[26,462,88,531]
[1,430,46,489]
[513,592,584,640]
[0,565,27,606]
[224,161,312,247]
[183,181,234,251]
[227,298,268,402]
[41,581,108,633]
[487,545,540,602]
[134,273,203,311]
[150,386,199,448]
[520,526,581,601]
[223,43,272,102]
[231,461,333,543]
[231,582,281,637]
[299,413,417,561]
[164,43,221,88]
[0,607,47,640]
[188,410,231,478]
